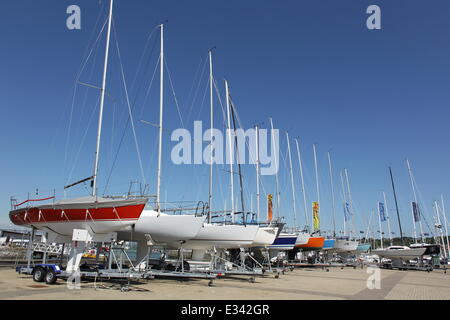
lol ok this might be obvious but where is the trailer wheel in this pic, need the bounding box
[32,267,46,282]
[45,269,58,284]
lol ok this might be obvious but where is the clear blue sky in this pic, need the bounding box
[1,0,450,239]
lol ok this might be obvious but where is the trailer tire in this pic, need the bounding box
[45,269,57,284]
[32,267,46,282]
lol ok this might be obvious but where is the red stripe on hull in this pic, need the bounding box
[9,203,145,226]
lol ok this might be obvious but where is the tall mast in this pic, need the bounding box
[208,50,213,222]
[295,139,309,230]
[312,144,320,233]
[255,125,260,221]
[377,201,384,249]
[269,118,280,219]
[344,169,356,239]
[230,102,245,220]
[441,195,450,259]
[327,152,336,238]
[340,171,347,237]
[286,133,297,228]
[156,23,164,213]
[389,166,404,244]
[383,191,393,246]
[434,201,448,259]
[92,0,114,196]
[225,80,234,222]
[406,159,424,243]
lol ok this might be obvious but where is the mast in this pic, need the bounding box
[225,80,235,222]
[377,201,384,249]
[441,195,450,259]
[312,144,320,233]
[208,50,213,223]
[340,171,347,237]
[286,133,297,228]
[92,0,114,196]
[255,125,260,221]
[230,101,245,221]
[434,201,448,259]
[269,118,280,219]
[295,139,309,231]
[389,166,404,244]
[383,191,393,246]
[327,152,336,238]
[406,159,425,243]
[344,169,355,239]
[156,23,164,213]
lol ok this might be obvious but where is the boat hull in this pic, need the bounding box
[183,223,260,250]
[373,247,427,260]
[9,197,148,236]
[252,226,279,247]
[356,243,371,252]
[295,236,325,250]
[267,233,297,251]
[117,210,206,244]
[295,232,310,246]
[332,239,359,253]
[322,239,335,250]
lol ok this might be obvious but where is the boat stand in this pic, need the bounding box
[206,249,264,282]
[133,239,217,286]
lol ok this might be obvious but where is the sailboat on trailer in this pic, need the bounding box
[182,51,259,252]
[116,24,205,248]
[9,0,148,240]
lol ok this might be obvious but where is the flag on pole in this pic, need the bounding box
[267,194,273,222]
[313,201,320,231]
[412,202,421,222]
[344,202,351,221]
[378,202,386,222]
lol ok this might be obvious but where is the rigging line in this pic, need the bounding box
[67,37,102,178]
[186,56,206,113]
[103,42,159,194]
[66,96,102,186]
[185,55,209,124]
[212,77,228,130]
[129,25,160,97]
[139,55,160,120]
[164,57,185,129]
[64,16,109,178]
[116,34,159,132]
[113,19,147,186]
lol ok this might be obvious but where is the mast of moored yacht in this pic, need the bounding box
[327,152,336,238]
[377,201,384,249]
[295,139,309,231]
[225,80,235,222]
[208,50,213,223]
[155,23,164,213]
[433,201,448,259]
[286,133,297,228]
[255,125,261,222]
[406,159,425,243]
[269,118,281,220]
[340,171,348,237]
[389,166,404,245]
[441,195,450,258]
[383,191,393,246]
[312,144,320,234]
[92,0,114,197]
[344,169,356,240]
